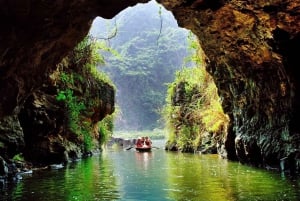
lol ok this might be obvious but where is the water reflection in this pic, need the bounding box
[165,153,300,201]
[108,149,167,201]
[1,144,299,201]
[2,153,120,201]
[135,152,153,171]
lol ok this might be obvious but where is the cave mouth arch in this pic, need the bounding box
[88,0,300,168]
[89,0,197,131]
[88,0,232,158]
[0,0,299,173]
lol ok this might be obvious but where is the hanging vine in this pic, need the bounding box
[157,6,163,45]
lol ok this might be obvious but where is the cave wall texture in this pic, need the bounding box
[158,0,300,171]
[0,0,299,171]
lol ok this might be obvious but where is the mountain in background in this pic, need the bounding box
[89,0,193,131]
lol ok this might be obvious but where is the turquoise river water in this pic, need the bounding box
[1,140,299,201]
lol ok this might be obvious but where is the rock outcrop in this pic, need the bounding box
[158,0,300,173]
[17,44,115,165]
[0,115,24,159]
[0,0,299,174]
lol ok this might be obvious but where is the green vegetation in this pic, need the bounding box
[90,1,191,131]
[12,153,25,162]
[57,88,86,134]
[89,2,227,147]
[163,35,229,152]
[56,36,115,152]
[98,114,114,146]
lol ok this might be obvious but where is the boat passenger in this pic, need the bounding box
[145,136,152,146]
[141,137,146,147]
[136,137,143,147]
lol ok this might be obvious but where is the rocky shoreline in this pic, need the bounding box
[1,136,147,184]
[0,148,102,186]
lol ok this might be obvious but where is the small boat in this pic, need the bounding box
[135,136,152,152]
[135,146,152,152]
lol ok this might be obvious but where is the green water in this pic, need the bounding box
[1,141,299,201]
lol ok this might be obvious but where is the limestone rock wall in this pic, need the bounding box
[0,0,148,118]
[17,61,115,165]
[0,115,24,159]
[0,0,145,166]
[158,0,300,171]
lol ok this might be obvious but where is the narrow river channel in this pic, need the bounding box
[1,140,299,201]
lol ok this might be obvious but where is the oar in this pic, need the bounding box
[125,146,134,150]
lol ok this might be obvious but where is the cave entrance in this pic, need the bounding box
[89,0,228,143]
[89,0,192,132]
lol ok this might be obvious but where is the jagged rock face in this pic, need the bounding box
[18,66,115,165]
[0,0,299,171]
[0,0,148,118]
[0,0,145,164]
[18,88,70,164]
[0,115,24,159]
[158,0,300,170]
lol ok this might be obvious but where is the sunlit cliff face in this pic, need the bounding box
[0,0,299,170]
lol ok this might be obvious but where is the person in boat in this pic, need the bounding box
[136,137,143,147]
[145,136,152,146]
[141,137,146,147]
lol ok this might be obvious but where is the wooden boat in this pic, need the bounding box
[135,136,152,152]
[135,145,152,152]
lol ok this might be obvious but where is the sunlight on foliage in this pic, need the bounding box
[56,35,115,151]
[163,32,229,152]
[98,114,114,146]
[12,153,25,162]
